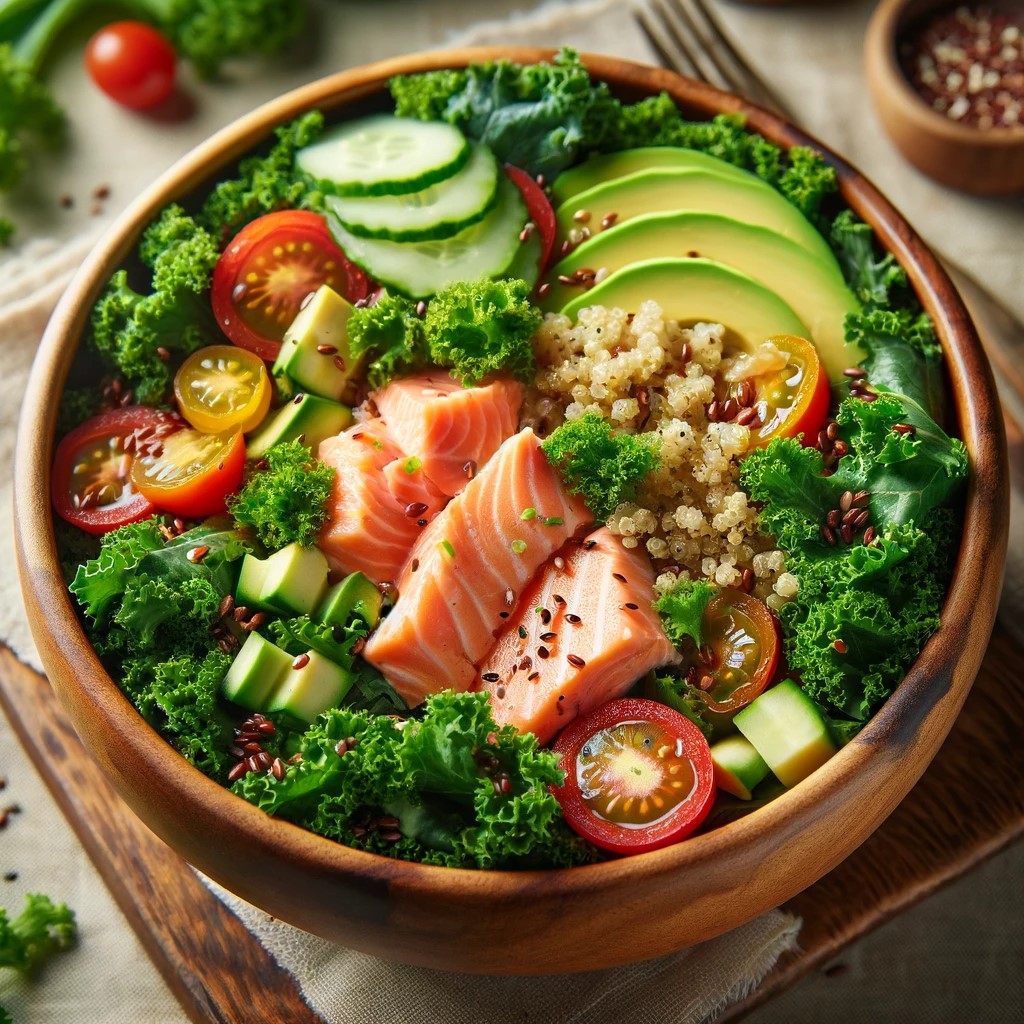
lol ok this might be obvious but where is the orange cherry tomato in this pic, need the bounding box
[173,345,271,434]
[211,211,370,361]
[735,334,830,449]
[130,427,245,519]
[679,589,780,715]
[551,698,715,855]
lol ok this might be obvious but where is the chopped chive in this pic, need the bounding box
[511,539,527,554]
[543,516,564,526]
[518,626,528,639]
[440,539,455,558]
[403,456,422,474]
[371,439,384,451]
[520,507,537,521]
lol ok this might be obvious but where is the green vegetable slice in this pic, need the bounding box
[296,114,470,197]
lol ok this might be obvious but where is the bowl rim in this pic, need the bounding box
[13,45,1009,954]
[867,0,1024,143]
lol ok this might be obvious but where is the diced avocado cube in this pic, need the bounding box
[221,631,292,711]
[246,392,352,460]
[710,734,771,800]
[267,649,355,727]
[273,285,360,402]
[236,542,330,616]
[734,679,838,788]
[316,572,383,629]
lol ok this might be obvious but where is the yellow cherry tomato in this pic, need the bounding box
[173,345,271,434]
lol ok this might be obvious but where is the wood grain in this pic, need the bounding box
[0,644,323,1024]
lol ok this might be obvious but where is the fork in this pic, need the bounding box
[633,0,1024,425]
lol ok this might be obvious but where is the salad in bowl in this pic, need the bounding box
[16,48,1004,972]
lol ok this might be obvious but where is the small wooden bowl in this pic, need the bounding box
[14,48,1009,974]
[865,0,1024,194]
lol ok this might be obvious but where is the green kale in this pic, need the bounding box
[199,110,326,242]
[654,577,716,648]
[344,291,431,391]
[235,690,597,869]
[69,519,167,626]
[830,209,908,310]
[541,412,660,520]
[0,893,76,975]
[227,439,335,551]
[778,517,951,720]
[121,649,236,779]
[424,277,541,385]
[89,205,220,404]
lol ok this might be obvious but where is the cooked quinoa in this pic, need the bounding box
[524,300,798,607]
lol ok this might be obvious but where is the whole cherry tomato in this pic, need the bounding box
[85,21,178,111]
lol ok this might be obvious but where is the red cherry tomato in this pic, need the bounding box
[551,698,715,855]
[211,211,371,361]
[504,164,557,274]
[679,589,780,714]
[51,405,184,534]
[84,21,177,111]
[735,334,830,449]
[130,427,246,519]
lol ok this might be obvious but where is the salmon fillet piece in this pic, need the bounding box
[363,427,591,706]
[372,371,524,496]
[317,420,426,585]
[382,457,448,523]
[478,528,678,745]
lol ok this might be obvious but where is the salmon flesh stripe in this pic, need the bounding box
[372,371,524,496]
[363,427,591,706]
[478,527,678,745]
[317,420,428,585]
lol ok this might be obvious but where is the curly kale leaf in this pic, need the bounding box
[0,894,76,976]
[541,412,660,520]
[344,291,431,391]
[654,577,716,648]
[199,110,326,242]
[424,277,541,385]
[228,439,335,551]
[89,205,220,404]
[235,691,597,869]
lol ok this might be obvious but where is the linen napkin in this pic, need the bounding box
[1,0,1020,1021]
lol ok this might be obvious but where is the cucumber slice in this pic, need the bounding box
[325,143,499,241]
[325,174,529,298]
[296,115,470,197]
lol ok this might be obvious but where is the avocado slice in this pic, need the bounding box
[221,631,292,711]
[236,542,330,616]
[710,734,771,800]
[267,649,355,727]
[544,212,861,381]
[734,679,838,788]
[246,392,352,461]
[273,285,359,403]
[554,168,837,268]
[560,257,808,349]
[316,571,383,629]
[550,146,750,206]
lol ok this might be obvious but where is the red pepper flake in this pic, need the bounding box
[405,501,429,518]
[567,653,586,668]
[186,545,209,563]
[292,653,311,670]
[833,638,848,654]
[316,343,338,355]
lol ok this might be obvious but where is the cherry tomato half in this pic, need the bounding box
[84,21,177,111]
[551,698,715,855]
[173,345,271,435]
[130,427,245,519]
[51,405,184,534]
[730,334,829,449]
[211,211,371,361]
[680,589,780,714]
[504,164,557,274]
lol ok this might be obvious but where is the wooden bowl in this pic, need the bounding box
[865,0,1024,194]
[14,47,1009,974]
